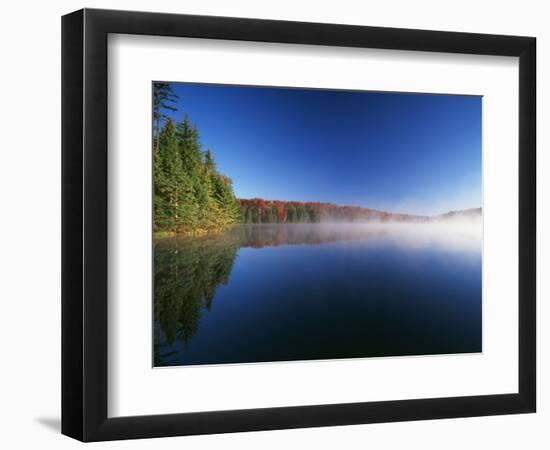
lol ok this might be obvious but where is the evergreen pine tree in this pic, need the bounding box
[204,148,243,228]
[153,83,179,152]
[155,119,195,232]
[176,114,208,228]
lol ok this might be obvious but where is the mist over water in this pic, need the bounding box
[230,218,482,253]
[154,220,482,367]
[333,218,482,253]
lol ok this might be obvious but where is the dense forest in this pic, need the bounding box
[153,83,242,235]
[240,198,427,224]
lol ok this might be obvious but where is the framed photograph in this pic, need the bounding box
[62,8,536,441]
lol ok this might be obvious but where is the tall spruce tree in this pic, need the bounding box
[199,162,220,229]
[205,149,235,227]
[177,117,216,230]
[153,83,179,152]
[155,119,195,232]
[177,116,208,226]
[212,153,239,228]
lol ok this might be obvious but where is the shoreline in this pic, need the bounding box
[154,226,236,240]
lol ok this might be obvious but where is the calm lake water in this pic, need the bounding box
[154,223,482,367]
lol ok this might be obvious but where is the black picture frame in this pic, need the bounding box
[62,8,536,442]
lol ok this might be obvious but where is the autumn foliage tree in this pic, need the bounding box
[239,199,424,224]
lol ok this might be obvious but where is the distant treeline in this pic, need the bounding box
[154,83,241,234]
[240,198,426,224]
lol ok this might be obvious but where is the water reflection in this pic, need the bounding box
[154,223,482,366]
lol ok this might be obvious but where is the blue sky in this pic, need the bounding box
[161,83,481,216]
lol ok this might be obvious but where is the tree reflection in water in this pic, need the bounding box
[153,224,369,365]
[154,231,238,364]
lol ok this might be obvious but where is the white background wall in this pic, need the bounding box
[0,0,546,448]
